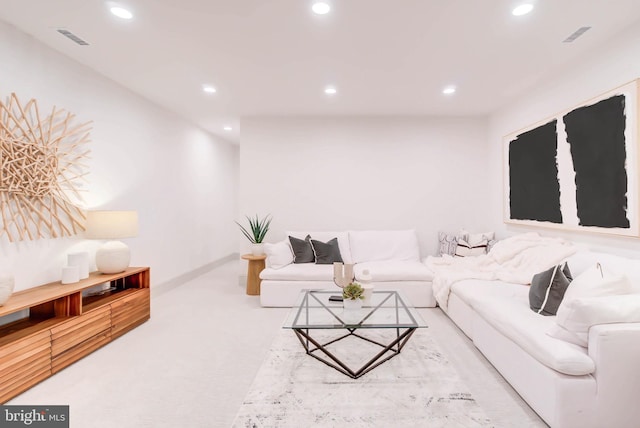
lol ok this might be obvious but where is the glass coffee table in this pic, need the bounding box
[283,289,427,379]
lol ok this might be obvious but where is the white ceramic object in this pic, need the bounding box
[68,251,90,279]
[362,285,374,305]
[61,265,80,284]
[0,273,15,306]
[333,262,355,288]
[360,269,374,305]
[343,298,363,310]
[251,243,265,256]
[95,240,131,274]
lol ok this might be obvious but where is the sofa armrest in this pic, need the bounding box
[588,323,640,427]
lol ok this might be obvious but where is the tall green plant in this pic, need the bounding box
[235,214,272,243]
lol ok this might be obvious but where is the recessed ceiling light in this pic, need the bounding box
[512,3,534,16]
[223,126,232,131]
[324,86,337,95]
[312,2,331,15]
[202,85,217,94]
[110,6,133,20]
[442,86,456,95]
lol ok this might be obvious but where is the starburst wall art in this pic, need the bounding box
[0,92,91,242]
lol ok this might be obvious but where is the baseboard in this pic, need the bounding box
[152,253,238,298]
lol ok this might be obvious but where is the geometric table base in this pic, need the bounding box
[293,327,418,379]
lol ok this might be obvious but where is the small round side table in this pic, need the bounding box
[241,254,267,295]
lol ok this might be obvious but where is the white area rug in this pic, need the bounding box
[232,328,494,427]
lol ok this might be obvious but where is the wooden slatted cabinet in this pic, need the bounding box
[0,267,150,403]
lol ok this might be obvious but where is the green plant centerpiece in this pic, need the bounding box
[342,282,365,301]
[235,214,272,243]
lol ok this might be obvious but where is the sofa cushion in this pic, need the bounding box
[354,261,434,282]
[260,263,334,281]
[264,240,293,269]
[287,231,352,264]
[451,280,595,375]
[310,238,343,264]
[349,230,420,263]
[289,235,315,263]
[529,262,572,316]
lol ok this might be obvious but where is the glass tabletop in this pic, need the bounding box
[283,289,428,329]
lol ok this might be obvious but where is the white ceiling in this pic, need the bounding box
[1,0,640,144]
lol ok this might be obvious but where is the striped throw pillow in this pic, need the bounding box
[455,238,488,257]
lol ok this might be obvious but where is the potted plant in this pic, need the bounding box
[236,214,272,255]
[342,282,365,310]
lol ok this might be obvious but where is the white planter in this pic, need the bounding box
[0,273,15,306]
[251,243,265,256]
[343,298,363,310]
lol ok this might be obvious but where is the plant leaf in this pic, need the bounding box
[236,214,272,244]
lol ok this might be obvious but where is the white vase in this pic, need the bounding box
[0,273,15,306]
[251,243,264,256]
[343,298,363,310]
[68,251,90,279]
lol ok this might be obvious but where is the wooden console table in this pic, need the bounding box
[0,267,150,403]
[241,254,266,295]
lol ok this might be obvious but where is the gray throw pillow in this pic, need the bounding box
[529,262,573,316]
[438,231,458,256]
[310,238,343,264]
[289,235,315,263]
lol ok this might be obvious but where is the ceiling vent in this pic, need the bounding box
[563,26,591,43]
[56,29,90,46]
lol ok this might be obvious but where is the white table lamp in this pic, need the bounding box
[85,210,138,274]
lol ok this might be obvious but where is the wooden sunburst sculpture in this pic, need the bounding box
[0,93,91,242]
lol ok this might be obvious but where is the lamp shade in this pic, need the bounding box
[85,210,138,239]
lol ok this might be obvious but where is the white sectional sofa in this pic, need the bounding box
[439,248,640,428]
[259,230,435,307]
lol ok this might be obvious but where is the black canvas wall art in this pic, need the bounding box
[508,120,563,223]
[564,95,630,228]
[503,80,639,237]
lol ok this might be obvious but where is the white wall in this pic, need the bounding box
[0,21,239,291]
[488,20,640,258]
[239,117,489,257]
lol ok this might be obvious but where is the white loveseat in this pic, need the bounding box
[440,249,640,428]
[259,230,435,307]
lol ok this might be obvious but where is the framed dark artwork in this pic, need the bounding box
[503,80,639,237]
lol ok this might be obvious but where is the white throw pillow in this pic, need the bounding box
[558,294,640,333]
[550,294,640,347]
[559,264,632,311]
[551,264,634,347]
[264,240,294,269]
